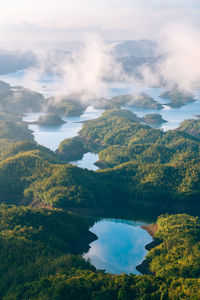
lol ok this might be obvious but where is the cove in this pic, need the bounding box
[83,219,152,275]
[22,106,104,151]
[70,152,99,171]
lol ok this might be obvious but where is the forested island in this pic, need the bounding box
[92,93,163,110]
[47,95,87,116]
[0,80,87,118]
[1,108,200,213]
[142,113,167,125]
[0,78,199,298]
[160,89,196,108]
[31,113,66,126]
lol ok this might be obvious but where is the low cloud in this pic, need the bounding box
[21,35,124,102]
[138,23,200,92]
[158,23,200,91]
[3,22,200,105]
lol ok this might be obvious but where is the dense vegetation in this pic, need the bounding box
[24,163,113,208]
[34,113,66,126]
[47,95,87,116]
[0,108,200,213]
[0,139,60,203]
[0,84,199,299]
[0,86,45,113]
[146,214,200,278]
[0,79,88,118]
[79,109,162,149]
[41,108,199,212]
[0,140,58,163]
[142,113,167,125]
[0,208,198,299]
[89,93,163,110]
[178,118,200,139]
[57,138,87,161]
[0,120,33,141]
[0,205,96,299]
[111,93,163,109]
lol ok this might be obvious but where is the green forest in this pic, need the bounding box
[0,108,200,212]
[0,81,200,299]
[0,207,199,299]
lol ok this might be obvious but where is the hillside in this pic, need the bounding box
[0,208,198,299]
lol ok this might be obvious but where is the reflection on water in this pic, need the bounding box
[83,219,152,275]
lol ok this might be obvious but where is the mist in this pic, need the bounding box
[138,23,200,92]
[1,22,200,106]
[57,35,121,99]
[17,35,124,104]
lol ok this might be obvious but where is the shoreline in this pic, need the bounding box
[141,224,159,237]
[136,223,160,275]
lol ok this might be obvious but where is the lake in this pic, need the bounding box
[22,106,102,171]
[18,71,200,170]
[22,106,104,151]
[70,152,99,171]
[83,219,152,275]
[3,70,200,134]
[3,71,167,275]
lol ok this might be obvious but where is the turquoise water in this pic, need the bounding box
[83,219,152,275]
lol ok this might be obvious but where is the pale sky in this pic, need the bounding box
[0,0,200,43]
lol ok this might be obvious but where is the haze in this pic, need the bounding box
[1,0,200,44]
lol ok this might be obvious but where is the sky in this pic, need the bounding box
[0,1,199,96]
[0,0,200,43]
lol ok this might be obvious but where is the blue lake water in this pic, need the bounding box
[70,152,99,171]
[23,106,104,151]
[22,107,102,171]
[6,70,200,169]
[2,71,178,275]
[3,70,200,133]
[83,219,152,275]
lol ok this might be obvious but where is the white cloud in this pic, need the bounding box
[19,34,124,101]
[135,22,200,92]
[157,23,200,91]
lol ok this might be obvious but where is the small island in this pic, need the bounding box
[47,95,87,116]
[33,113,66,126]
[142,113,167,125]
[111,93,163,109]
[56,138,87,161]
[160,89,196,108]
